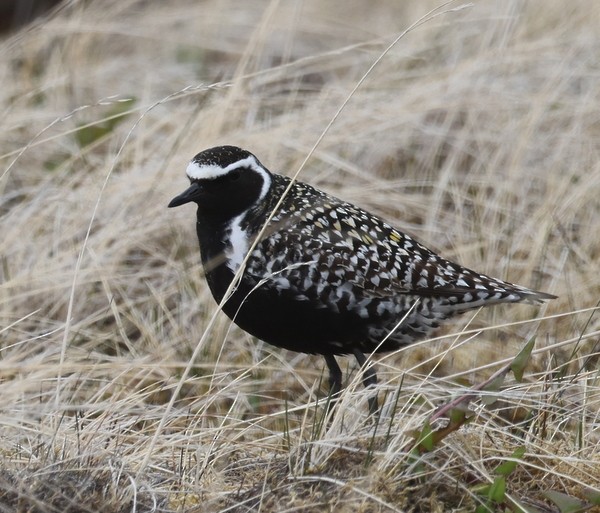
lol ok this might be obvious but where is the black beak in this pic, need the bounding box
[168,182,202,208]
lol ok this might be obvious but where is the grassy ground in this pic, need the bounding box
[1,0,599,511]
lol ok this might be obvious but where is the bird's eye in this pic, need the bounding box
[228,170,241,181]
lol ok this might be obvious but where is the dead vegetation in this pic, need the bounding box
[1,1,599,511]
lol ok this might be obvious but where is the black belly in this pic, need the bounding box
[205,265,381,355]
[232,285,370,355]
[195,221,373,354]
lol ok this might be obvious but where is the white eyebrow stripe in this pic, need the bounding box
[185,155,272,201]
[186,156,258,180]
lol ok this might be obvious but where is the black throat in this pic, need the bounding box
[193,173,291,310]
[195,214,236,305]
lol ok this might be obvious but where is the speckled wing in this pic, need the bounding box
[243,199,428,309]
[244,198,552,312]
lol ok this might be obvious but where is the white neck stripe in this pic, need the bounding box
[225,213,248,273]
[253,161,271,202]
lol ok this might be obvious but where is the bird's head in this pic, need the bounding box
[168,146,272,221]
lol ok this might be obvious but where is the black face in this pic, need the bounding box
[168,164,266,224]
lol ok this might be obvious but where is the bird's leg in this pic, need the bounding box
[324,354,342,411]
[353,348,379,416]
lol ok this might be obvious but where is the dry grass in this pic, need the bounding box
[1,0,599,511]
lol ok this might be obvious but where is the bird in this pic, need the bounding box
[168,145,556,414]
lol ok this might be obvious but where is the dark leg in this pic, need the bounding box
[353,348,379,415]
[323,354,342,415]
[324,354,342,407]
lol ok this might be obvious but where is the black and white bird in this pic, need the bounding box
[168,145,555,413]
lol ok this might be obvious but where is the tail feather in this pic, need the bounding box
[510,286,557,305]
[409,282,556,306]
